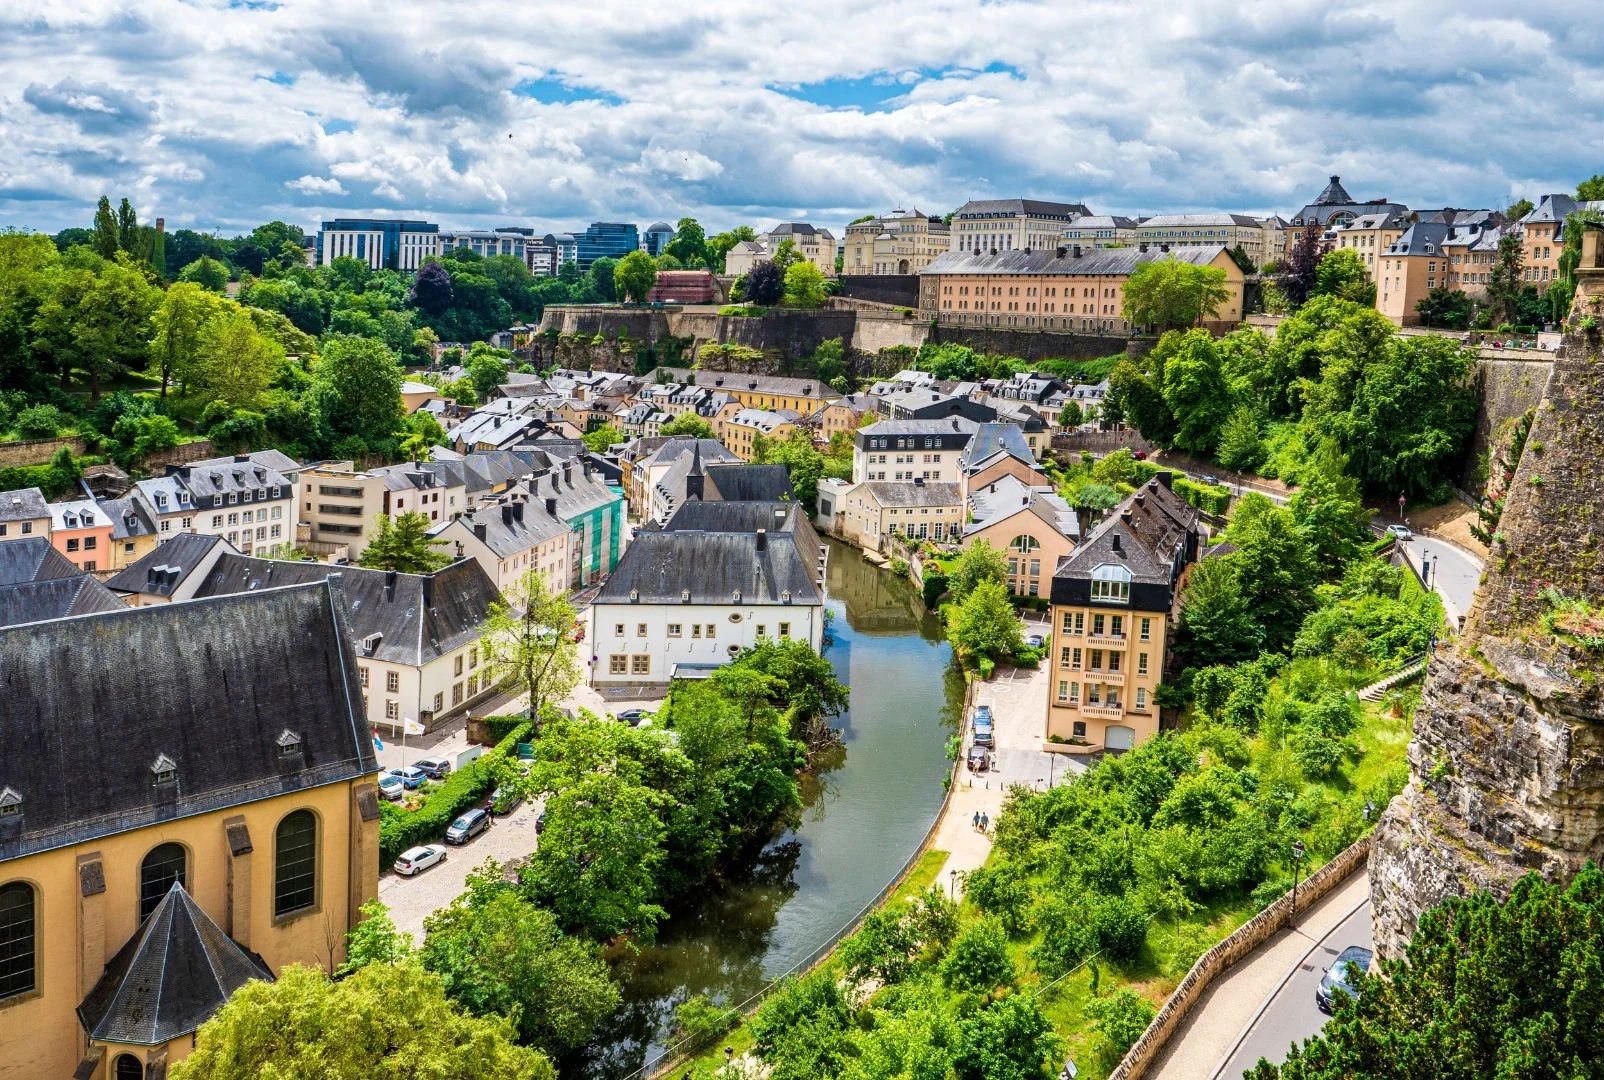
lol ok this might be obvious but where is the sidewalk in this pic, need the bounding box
[1148,869,1371,1080]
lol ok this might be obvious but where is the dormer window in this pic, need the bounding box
[361,632,383,655]
[151,753,178,786]
[681,588,691,602]
[276,729,303,757]
[781,590,792,603]
[0,787,20,817]
[629,589,639,603]
[1090,563,1132,604]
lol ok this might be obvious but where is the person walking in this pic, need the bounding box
[981,812,990,834]
[972,810,981,830]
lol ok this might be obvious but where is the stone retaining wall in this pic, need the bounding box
[1107,837,1372,1080]
[0,436,86,467]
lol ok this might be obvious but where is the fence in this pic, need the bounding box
[642,677,977,1080]
[1106,837,1372,1080]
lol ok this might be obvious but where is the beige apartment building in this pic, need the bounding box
[921,246,1245,334]
[1519,194,1604,289]
[299,460,466,559]
[765,223,838,277]
[1132,214,1266,262]
[653,367,840,414]
[838,481,963,554]
[1376,222,1454,325]
[1330,210,1410,275]
[1059,215,1139,249]
[716,406,800,461]
[843,209,952,275]
[949,199,1090,254]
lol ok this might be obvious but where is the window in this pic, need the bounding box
[385,700,398,720]
[274,810,317,917]
[1136,688,1148,710]
[609,655,628,674]
[453,655,464,677]
[0,881,35,1000]
[212,514,223,527]
[667,624,682,637]
[1108,651,1121,672]
[386,671,399,693]
[114,1054,145,1080]
[468,647,477,669]
[706,624,716,639]
[1092,614,1105,636]
[139,843,187,923]
[692,625,701,638]
[1138,652,1149,676]
[66,538,79,552]
[615,623,625,636]
[631,654,650,675]
[453,682,464,705]
[1057,680,1070,702]
[84,560,96,571]
[1139,617,1152,641]
[637,623,648,637]
[779,622,791,639]
[1111,615,1123,637]
[1072,721,1086,738]
[359,666,369,688]
[432,692,443,712]
[1090,564,1131,603]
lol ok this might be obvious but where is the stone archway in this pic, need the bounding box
[898,259,910,274]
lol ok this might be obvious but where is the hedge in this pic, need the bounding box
[1173,476,1232,516]
[482,713,528,745]
[378,721,532,866]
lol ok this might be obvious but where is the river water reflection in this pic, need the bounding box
[570,538,963,1079]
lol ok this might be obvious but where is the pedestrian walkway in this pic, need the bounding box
[930,776,1006,896]
[1357,657,1425,702]
[1148,869,1371,1080]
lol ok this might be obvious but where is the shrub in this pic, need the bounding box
[921,570,949,608]
[1090,894,1148,962]
[940,916,1015,993]
[1085,989,1157,1071]
[378,722,530,864]
[15,404,67,439]
[1174,476,1231,516]
[718,304,767,317]
[482,714,528,745]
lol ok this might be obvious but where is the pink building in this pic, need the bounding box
[49,499,114,573]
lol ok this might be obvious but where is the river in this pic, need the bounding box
[568,538,963,1079]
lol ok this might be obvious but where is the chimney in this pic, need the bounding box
[512,501,523,522]
[384,569,398,598]
[562,463,572,485]
[1056,246,1067,258]
[155,217,165,235]
[545,497,557,516]
[1160,243,1169,253]
[1155,471,1173,490]
[1073,245,1082,258]
[755,528,767,551]
[474,522,487,542]
[1139,242,1148,253]
[501,504,514,526]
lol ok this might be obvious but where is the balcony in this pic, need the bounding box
[1086,669,1125,686]
[1087,632,1128,649]
[1080,703,1125,719]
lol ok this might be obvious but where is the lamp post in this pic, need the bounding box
[1290,840,1307,922]
[949,868,958,900]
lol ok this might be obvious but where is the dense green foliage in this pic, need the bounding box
[357,510,451,572]
[1249,865,1604,1080]
[1121,260,1231,330]
[377,722,530,865]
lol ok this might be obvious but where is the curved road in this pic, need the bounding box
[1396,536,1481,628]
[1213,901,1373,1079]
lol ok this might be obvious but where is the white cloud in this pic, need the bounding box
[1,0,1601,235]
[285,174,347,195]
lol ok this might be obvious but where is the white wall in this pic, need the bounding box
[587,601,825,685]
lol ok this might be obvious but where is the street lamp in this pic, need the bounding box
[949,868,958,899]
[1290,840,1307,921]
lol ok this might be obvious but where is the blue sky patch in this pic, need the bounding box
[261,71,294,86]
[321,118,356,134]
[513,77,622,106]
[772,62,1025,111]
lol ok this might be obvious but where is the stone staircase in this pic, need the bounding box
[1359,655,1427,702]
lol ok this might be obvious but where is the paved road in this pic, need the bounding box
[1214,901,1373,1079]
[1398,535,1480,629]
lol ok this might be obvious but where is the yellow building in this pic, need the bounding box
[1330,210,1410,275]
[921,246,1245,334]
[654,368,840,415]
[1045,475,1198,752]
[716,406,800,461]
[963,475,1080,599]
[837,480,963,554]
[1132,214,1268,262]
[949,199,1090,255]
[843,209,951,275]
[0,580,381,1080]
[0,487,50,542]
[1377,221,1454,325]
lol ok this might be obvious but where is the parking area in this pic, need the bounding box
[971,659,1090,792]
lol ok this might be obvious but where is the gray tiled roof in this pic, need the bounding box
[104,533,230,596]
[921,245,1229,277]
[1137,213,1264,228]
[0,579,376,864]
[77,882,274,1044]
[954,199,1091,219]
[0,487,48,523]
[653,367,836,401]
[0,537,82,586]
[0,574,124,627]
[192,555,498,666]
[966,475,1079,540]
[1384,222,1454,256]
[705,464,792,503]
[860,416,980,438]
[596,529,822,606]
[1056,476,1196,586]
[99,496,158,541]
[859,481,962,507]
[960,423,1038,471]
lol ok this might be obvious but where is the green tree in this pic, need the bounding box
[465,345,509,400]
[1248,865,1604,1080]
[1057,400,1084,429]
[613,249,658,303]
[1176,555,1264,667]
[940,916,1015,993]
[1223,495,1320,653]
[1287,444,1372,572]
[337,899,413,976]
[706,225,757,273]
[397,411,448,461]
[958,994,1060,1080]
[840,905,919,985]
[359,511,451,573]
[1576,175,1604,201]
[312,335,403,452]
[420,863,620,1056]
[665,217,708,268]
[115,198,139,255]
[170,962,554,1080]
[479,569,580,727]
[1312,249,1373,305]
[947,579,1025,664]
[948,539,1010,602]
[771,238,802,273]
[62,258,161,398]
[1413,286,1474,329]
[92,196,119,259]
[1084,990,1157,1072]
[1505,196,1534,221]
[1216,403,1264,471]
[582,422,621,452]
[1485,232,1525,324]
[1108,352,1177,447]
[177,255,230,293]
[586,256,618,303]
[1122,260,1231,330]
[783,261,827,308]
[659,413,714,439]
[147,281,223,401]
[743,259,784,306]
[1158,329,1232,455]
[197,305,281,410]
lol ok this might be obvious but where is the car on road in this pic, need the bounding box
[974,704,993,725]
[1200,474,1220,486]
[377,774,406,801]
[388,765,427,790]
[445,808,490,845]
[1132,451,1147,460]
[393,844,447,876]
[1386,524,1414,541]
[972,709,995,747]
[967,745,991,771]
[616,709,653,726]
[1025,633,1045,650]
[1316,945,1373,1012]
[413,756,452,780]
[482,786,523,815]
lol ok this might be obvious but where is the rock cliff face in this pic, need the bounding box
[1369,253,1604,957]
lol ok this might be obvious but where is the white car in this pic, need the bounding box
[393,844,447,877]
[1386,524,1413,541]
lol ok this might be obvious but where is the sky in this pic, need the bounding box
[3,0,1602,240]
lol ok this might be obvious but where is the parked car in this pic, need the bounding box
[535,810,547,834]
[967,745,991,771]
[1199,474,1220,486]
[1386,524,1413,541]
[388,765,427,790]
[393,844,447,876]
[377,774,406,801]
[974,705,993,725]
[1132,451,1147,460]
[482,786,523,814]
[445,808,490,845]
[616,709,652,726]
[413,756,452,780]
[1316,945,1373,1013]
[972,711,995,747]
[1025,633,1045,650]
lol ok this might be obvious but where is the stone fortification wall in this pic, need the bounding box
[1369,256,1604,958]
[1461,357,1554,492]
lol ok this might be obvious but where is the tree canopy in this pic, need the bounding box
[1122,259,1231,330]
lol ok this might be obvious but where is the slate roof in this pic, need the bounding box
[725,408,800,433]
[0,574,124,627]
[661,500,808,535]
[99,495,158,541]
[77,883,274,1045]
[953,199,1091,219]
[0,579,376,864]
[770,222,832,238]
[1137,213,1264,229]
[705,464,793,502]
[440,495,568,558]
[190,555,496,667]
[1055,475,1197,587]
[859,416,980,438]
[596,530,822,606]
[966,475,1079,540]
[1062,215,1140,230]
[104,533,231,597]
[960,423,1038,472]
[0,537,82,586]
[0,487,48,523]
[653,367,836,402]
[921,245,1229,277]
[859,481,963,508]
[1384,222,1454,257]
[1313,175,1355,205]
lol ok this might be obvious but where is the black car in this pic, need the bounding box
[616,709,652,726]
[1315,945,1373,1012]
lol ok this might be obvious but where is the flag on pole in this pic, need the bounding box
[404,718,426,737]
[372,729,385,752]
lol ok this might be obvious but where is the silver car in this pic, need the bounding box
[393,844,447,877]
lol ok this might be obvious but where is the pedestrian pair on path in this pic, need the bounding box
[971,811,989,833]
